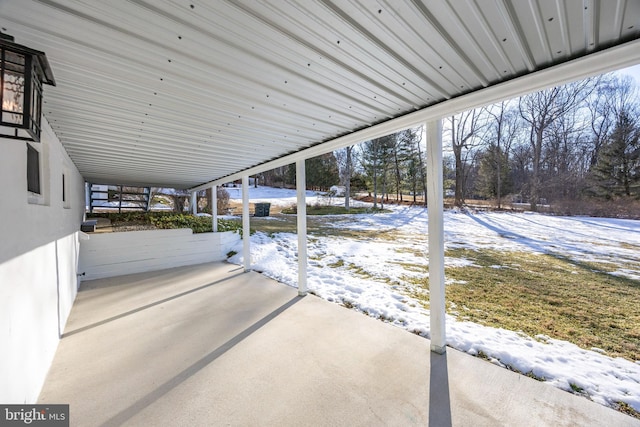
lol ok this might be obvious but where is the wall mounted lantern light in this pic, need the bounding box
[0,32,55,142]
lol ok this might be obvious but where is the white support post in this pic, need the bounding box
[427,120,446,354]
[242,176,251,272]
[296,159,308,296]
[211,185,218,232]
[191,192,197,215]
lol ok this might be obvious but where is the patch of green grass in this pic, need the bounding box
[327,259,345,268]
[342,299,355,309]
[615,401,640,419]
[346,263,373,279]
[413,248,640,361]
[619,242,640,251]
[523,370,546,382]
[476,351,546,381]
[243,214,403,240]
[281,204,390,215]
[569,383,585,394]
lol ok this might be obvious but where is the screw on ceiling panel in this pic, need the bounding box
[548,17,554,22]
[190,4,195,9]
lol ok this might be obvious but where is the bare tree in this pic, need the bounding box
[518,79,595,211]
[448,107,487,207]
[544,109,589,200]
[344,145,353,209]
[587,74,616,168]
[482,101,520,208]
[335,145,356,209]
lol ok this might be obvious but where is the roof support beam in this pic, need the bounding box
[296,159,308,297]
[191,192,197,215]
[426,119,446,354]
[212,185,218,232]
[190,39,640,191]
[242,175,251,272]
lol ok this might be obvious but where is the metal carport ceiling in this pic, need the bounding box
[1,0,639,188]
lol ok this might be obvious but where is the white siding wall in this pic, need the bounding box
[79,229,241,281]
[0,119,85,404]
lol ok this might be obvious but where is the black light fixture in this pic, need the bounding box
[0,32,55,142]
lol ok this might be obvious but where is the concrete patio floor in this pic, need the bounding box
[39,262,638,426]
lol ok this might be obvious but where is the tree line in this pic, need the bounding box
[258,72,639,216]
[446,73,639,212]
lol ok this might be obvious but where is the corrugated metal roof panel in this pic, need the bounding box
[1,0,639,188]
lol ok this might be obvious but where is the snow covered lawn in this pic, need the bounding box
[226,186,640,416]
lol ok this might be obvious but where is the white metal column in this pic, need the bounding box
[296,159,308,296]
[426,120,446,354]
[191,192,197,214]
[242,176,251,272]
[211,185,218,232]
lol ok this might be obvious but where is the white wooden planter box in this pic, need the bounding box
[78,229,240,280]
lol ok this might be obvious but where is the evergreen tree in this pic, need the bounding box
[590,110,640,198]
[362,135,394,207]
[304,153,339,191]
[477,144,511,201]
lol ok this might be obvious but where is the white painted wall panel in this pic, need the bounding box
[79,229,241,281]
[0,119,85,404]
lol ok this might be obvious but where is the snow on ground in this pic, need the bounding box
[227,186,640,413]
[223,185,371,208]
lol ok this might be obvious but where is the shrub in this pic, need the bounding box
[87,212,243,234]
